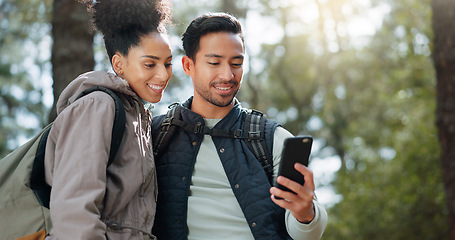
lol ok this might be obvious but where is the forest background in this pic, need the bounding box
[1,0,454,239]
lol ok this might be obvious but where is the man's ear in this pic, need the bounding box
[112,54,124,75]
[182,55,194,76]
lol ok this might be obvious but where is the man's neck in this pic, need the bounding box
[191,96,234,119]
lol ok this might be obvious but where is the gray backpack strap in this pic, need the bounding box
[242,109,274,184]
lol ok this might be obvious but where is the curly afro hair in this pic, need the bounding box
[79,0,172,63]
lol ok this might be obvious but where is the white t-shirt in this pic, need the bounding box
[187,119,327,240]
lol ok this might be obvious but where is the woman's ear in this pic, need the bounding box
[112,54,124,75]
[182,55,193,76]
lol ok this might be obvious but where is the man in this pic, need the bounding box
[152,12,327,239]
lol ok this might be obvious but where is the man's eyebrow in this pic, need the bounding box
[204,54,244,59]
[204,54,223,58]
[142,55,173,60]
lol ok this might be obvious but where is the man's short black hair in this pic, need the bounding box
[182,12,244,60]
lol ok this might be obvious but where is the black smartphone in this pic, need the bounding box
[273,135,313,197]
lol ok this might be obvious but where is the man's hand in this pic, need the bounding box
[270,163,315,223]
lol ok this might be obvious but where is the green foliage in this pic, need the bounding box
[323,1,448,237]
[239,0,448,239]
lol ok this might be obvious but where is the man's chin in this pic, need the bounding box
[209,95,235,108]
[212,100,233,108]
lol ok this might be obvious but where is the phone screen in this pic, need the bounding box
[273,136,313,195]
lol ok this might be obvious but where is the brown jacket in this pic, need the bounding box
[44,71,157,239]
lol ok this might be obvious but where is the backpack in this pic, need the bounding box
[0,86,126,240]
[153,103,275,184]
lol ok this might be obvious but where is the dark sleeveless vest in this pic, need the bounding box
[151,97,291,240]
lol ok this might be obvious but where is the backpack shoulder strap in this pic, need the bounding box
[153,103,182,159]
[76,86,126,166]
[242,109,274,184]
[30,86,126,208]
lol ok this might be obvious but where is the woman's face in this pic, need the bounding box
[114,32,172,103]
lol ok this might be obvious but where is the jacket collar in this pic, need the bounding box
[181,97,244,130]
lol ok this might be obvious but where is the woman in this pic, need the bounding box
[44,0,172,239]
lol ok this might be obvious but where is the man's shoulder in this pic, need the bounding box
[151,113,167,135]
[151,102,190,136]
[264,117,281,127]
[152,102,184,123]
[152,113,167,123]
[240,107,281,127]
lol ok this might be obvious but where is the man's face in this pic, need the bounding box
[185,32,244,108]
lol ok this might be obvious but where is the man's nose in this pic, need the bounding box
[219,63,234,80]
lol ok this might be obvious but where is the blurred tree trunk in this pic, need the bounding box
[49,0,94,122]
[432,0,455,238]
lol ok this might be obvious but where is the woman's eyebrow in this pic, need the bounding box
[142,55,173,60]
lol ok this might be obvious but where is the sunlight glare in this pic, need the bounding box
[245,11,284,55]
[296,1,320,24]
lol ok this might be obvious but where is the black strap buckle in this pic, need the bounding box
[233,129,243,138]
[247,131,261,141]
